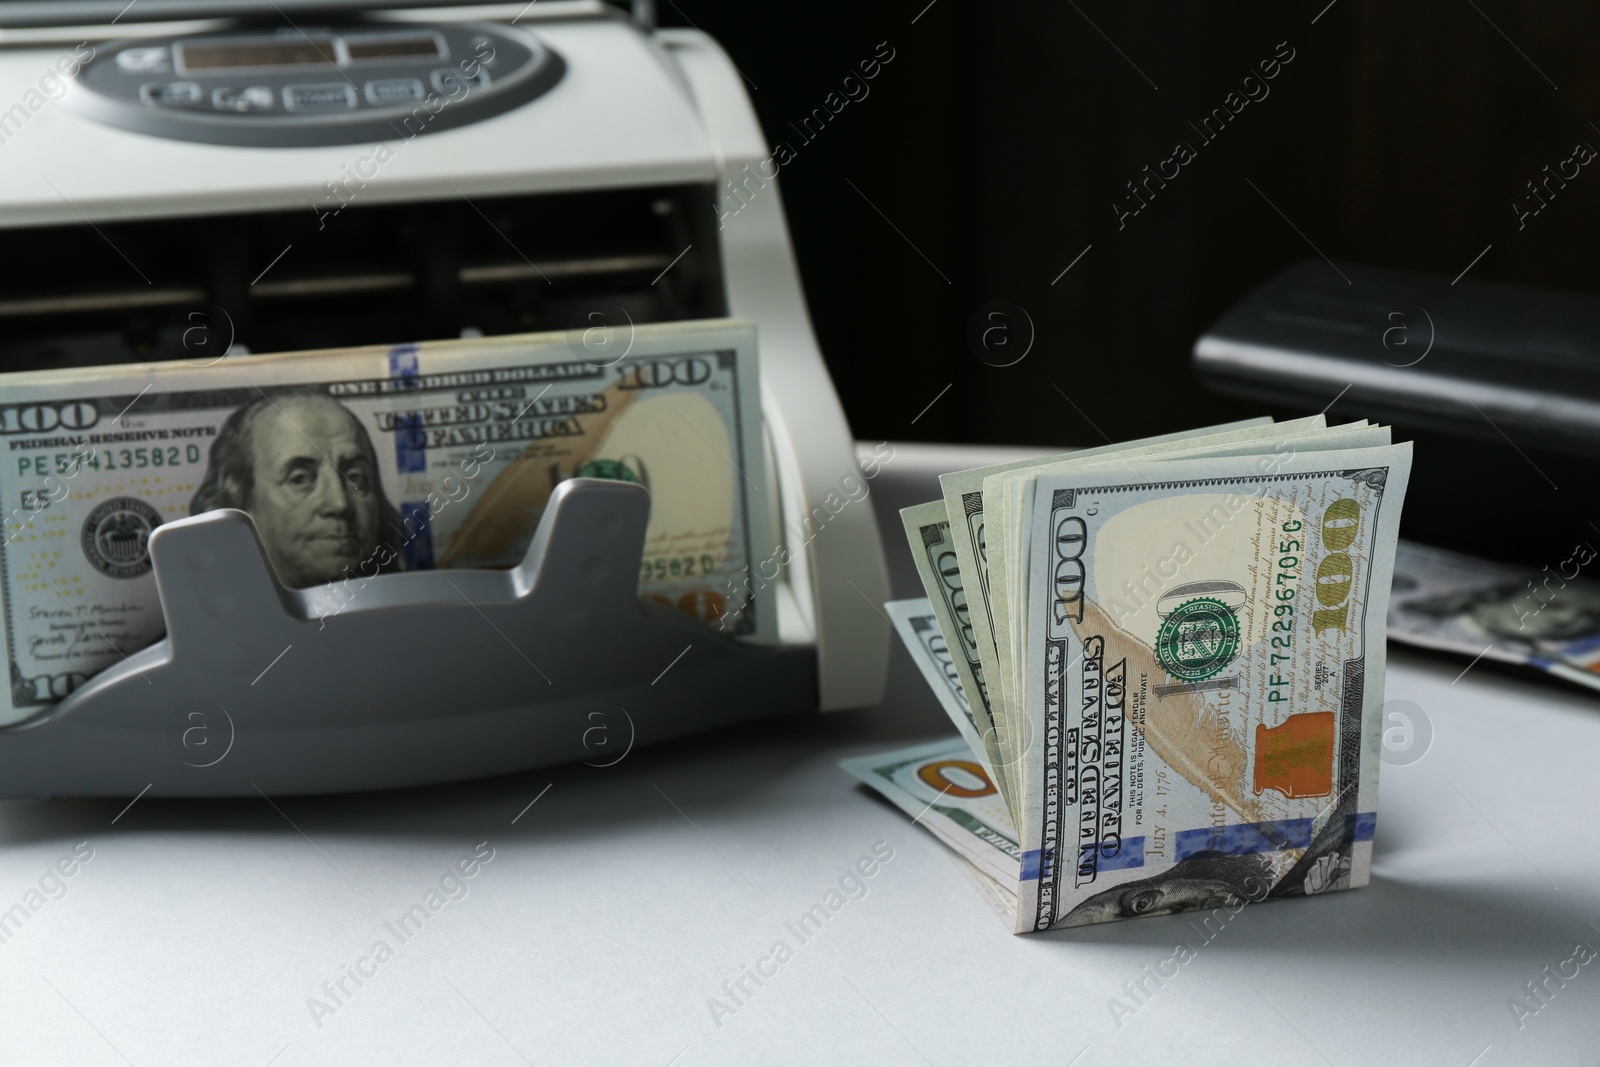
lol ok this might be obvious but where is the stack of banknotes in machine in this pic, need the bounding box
[843,416,1413,932]
[0,319,769,727]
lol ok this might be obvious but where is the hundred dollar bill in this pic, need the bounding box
[938,418,1303,774]
[1007,444,1411,931]
[0,319,770,725]
[885,599,997,782]
[950,845,1020,924]
[1389,539,1600,692]
[985,422,1363,713]
[840,738,1021,885]
[985,420,1388,764]
[897,506,1016,812]
[856,419,1418,932]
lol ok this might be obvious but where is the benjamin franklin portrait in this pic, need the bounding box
[190,393,404,589]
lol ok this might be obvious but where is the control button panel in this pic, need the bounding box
[139,81,201,106]
[284,83,357,112]
[212,86,274,112]
[430,67,490,95]
[364,78,424,106]
[65,21,564,147]
[116,46,170,73]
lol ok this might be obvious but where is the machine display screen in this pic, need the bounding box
[176,36,441,72]
[179,39,336,70]
[344,36,442,61]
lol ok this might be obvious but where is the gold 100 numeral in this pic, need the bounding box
[1312,498,1361,634]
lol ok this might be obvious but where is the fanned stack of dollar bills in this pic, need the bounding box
[843,416,1413,932]
[0,319,769,726]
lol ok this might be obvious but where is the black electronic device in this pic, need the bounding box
[1195,260,1600,564]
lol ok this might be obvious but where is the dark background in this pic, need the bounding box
[660,0,1600,448]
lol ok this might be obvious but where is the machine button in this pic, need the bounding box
[284,83,358,111]
[139,81,202,106]
[212,86,274,112]
[363,78,425,106]
[117,46,170,73]
[430,67,489,96]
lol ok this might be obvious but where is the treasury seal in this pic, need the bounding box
[1154,596,1241,682]
[81,497,163,579]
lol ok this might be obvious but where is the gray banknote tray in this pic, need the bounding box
[0,478,814,798]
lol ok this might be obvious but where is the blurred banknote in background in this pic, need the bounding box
[0,319,769,725]
[1388,539,1600,692]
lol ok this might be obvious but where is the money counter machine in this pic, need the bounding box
[0,0,890,795]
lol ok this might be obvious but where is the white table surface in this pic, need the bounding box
[1,442,1596,1067]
